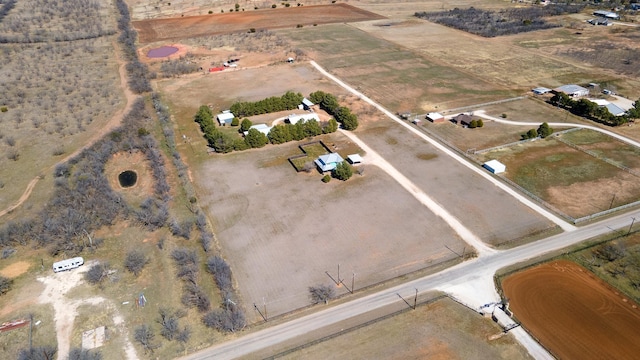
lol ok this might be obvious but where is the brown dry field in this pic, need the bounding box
[132,4,385,44]
[272,297,533,360]
[356,121,556,245]
[503,260,640,360]
[195,139,465,319]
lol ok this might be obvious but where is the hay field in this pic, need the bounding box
[279,24,515,113]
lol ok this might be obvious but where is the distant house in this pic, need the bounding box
[301,98,317,111]
[347,154,363,165]
[453,114,473,127]
[286,113,320,125]
[483,160,506,174]
[315,153,344,172]
[593,10,620,20]
[243,123,272,136]
[216,111,235,126]
[532,87,552,95]
[554,84,589,98]
[426,112,445,123]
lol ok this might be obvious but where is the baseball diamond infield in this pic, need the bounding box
[502,260,640,360]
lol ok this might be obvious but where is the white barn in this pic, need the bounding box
[286,113,320,125]
[216,111,235,126]
[554,85,589,98]
[243,123,272,136]
[483,160,506,174]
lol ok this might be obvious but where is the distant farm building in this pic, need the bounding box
[483,160,506,174]
[243,123,272,136]
[300,98,317,111]
[588,99,627,116]
[554,84,589,98]
[426,112,445,123]
[453,114,473,127]
[315,153,344,172]
[53,257,84,272]
[631,3,640,11]
[532,87,551,95]
[286,113,320,125]
[593,10,620,19]
[216,111,235,126]
[347,154,363,165]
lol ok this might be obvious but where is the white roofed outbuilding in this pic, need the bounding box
[483,160,506,174]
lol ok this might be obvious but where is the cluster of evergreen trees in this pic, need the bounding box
[550,93,638,126]
[521,122,553,140]
[194,90,357,153]
[309,91,359,130]
[230,91,304,117]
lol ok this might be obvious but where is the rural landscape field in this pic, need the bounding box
[1,0,640,359]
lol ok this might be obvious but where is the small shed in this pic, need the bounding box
[301,98,316,111]
[426,112,445,123]
[483,160,506,174]
[347,154,363,164]
[532,87,551,95]
[216,112,235,126]
[243,123,272,136]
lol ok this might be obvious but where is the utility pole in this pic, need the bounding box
[629,217,636,235]
[337,263,341,284]
[253,303,267,322]
[609,193,616,209]
[351,272,355,294]
[413,288,418,310]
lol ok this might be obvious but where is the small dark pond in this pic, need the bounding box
[118,170,137,188]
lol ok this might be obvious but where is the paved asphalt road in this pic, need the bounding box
[183,208,640,360]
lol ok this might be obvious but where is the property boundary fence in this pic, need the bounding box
[287,140,331,172]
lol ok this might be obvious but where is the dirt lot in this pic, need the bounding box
[270,297,532,359]
[356,122,555,246]
[194,137,465,319]
[502,260,640,360]
[132,4,385,44]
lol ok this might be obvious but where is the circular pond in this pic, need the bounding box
[118,170,138,188]
[147,46,179,58]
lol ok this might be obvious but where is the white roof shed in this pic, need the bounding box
[483,160,506,174]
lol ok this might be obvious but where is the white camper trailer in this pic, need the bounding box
[53,257,84,272]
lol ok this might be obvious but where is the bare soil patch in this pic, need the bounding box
[503,260,640,360]
[0,261,30,278]
[132,4,385,44]
[194,136,465,319]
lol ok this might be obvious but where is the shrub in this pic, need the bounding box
[501,113,507,118]
[68,348,103,360]
[134,324,160,354]
[124,249,148,277]
[309,284,335,304]
[231,117,239,126]
[333,162,353,181]
[18,346,57,360]
[85,263,110,285]
[322,174,331,183]
[272,4,276,8]
[0,106,7,112]
[208,10,213,14]
[296,24,302,28]
[0,275,13,295]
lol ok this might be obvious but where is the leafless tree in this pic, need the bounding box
[309,284,335,305]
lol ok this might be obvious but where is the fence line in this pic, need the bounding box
[554,136,640,177]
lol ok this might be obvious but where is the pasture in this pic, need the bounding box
[265,296,533,359]
[502,260,640,360]
[478,134,640,219]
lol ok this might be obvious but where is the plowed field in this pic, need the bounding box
[502,260,640,360]
[132,4,384,43]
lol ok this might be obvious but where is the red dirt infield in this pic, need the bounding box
[132,4,385,43]
[502,260,640,360]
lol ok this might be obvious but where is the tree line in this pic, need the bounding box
[193,90,357,153]
[550,93,640,126]
[521,122,553,140]
[230,91,304,117]
[115,0,152,94]
[415,4,585,38]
